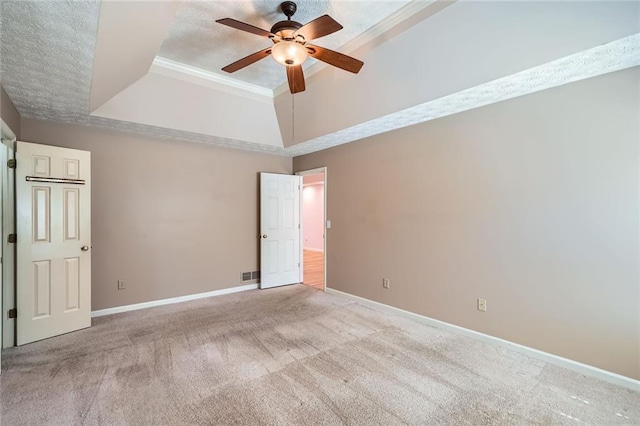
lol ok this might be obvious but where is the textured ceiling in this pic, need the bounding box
[0,0,415,156]
[0,0,100,122]
[0,1,637,159]
[158,0,411,89]
[286,34,640,156]
[0,0,289,155]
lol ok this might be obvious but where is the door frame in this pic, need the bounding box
[1,140,15,350]
[0,119,17,371]
[296,167,327,292]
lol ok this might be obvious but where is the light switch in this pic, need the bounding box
[326,220,331,229]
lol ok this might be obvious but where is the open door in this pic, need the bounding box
[260,172,302,289]
[16,142,91,345]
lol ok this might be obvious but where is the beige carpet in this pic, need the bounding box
[1,285,638,425]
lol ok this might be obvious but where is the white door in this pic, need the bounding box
[260,173,302,289]
[16,142,91,345]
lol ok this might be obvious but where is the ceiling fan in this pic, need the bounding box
[216,1,364,94]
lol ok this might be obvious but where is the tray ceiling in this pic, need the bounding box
[1,1,638,157]
[158,0,412,89]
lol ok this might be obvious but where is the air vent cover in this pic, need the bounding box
[241,272,252,281]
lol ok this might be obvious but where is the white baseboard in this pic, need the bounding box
[303,247,324,253]
[326,288,640,392]
[92,284,259,318]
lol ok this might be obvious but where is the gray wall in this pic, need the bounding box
[21,119,291,311]
[1,85,20,139]
[277,1,638,147]
[294,68,640,380]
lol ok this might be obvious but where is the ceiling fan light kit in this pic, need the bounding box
[271,41,308,66]
[216,1,364,94]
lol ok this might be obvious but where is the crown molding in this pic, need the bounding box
[152,57,274,102]
[152,1,446,101]
[273,0,445,97]
[286,33,640,156]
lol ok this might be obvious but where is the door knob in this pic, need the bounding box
[81,245,90,252]
[262,234,267,239]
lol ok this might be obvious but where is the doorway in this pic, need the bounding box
[297,168,326,291]
[0,119,17,371]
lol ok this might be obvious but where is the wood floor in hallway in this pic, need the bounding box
[303,249,324,290]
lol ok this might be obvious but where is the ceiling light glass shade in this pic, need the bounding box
[272,41,308,66]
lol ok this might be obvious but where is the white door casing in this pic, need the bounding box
[0,144,3,366]
[16,142,91,345]
[2,143,15,348]
[296,167,328,292]
[260,173,302,289]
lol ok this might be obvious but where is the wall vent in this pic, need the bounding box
[251,271,260,280]
[241,272,252,281]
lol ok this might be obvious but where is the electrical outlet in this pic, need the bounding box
[383,278,390,289]
[477,298,487,312]
[118,280,126,290]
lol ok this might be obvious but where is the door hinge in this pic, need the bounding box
[7,159,16,168]
[7,233,16,243]
[7,308,16,319]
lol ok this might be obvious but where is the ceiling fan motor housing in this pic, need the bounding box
[280,1,297,19]
[271,1,304,42]
[270,20,303,41]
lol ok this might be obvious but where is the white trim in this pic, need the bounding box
[295,167,326,176]
[296,167,328,292]
[91,284,258,318]
[287,33,640,157]
[154,1,442,100]
[1,140,15,350]
[1,119,16,143]
[326,288,640,392]
[151,57,274,101]
[303,247,324,253]
[273,0,443,97]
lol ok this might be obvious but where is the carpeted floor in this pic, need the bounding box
[1,285,638,425]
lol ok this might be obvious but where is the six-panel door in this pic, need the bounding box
[260,173,302,289]
[16,142,91,345]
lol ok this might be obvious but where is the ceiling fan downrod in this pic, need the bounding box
[271,1,303,37]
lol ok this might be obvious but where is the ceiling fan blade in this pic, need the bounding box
[221,47,272,73]
[216,18,274,38]
[286,65,306,94]
[306,45,364,74]
[294,15,343,41]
